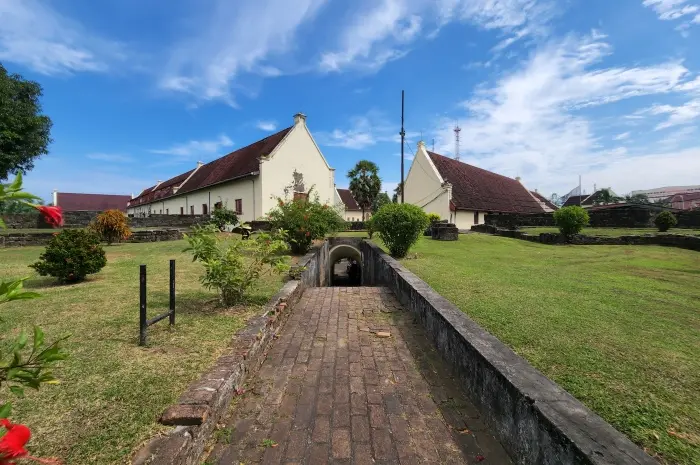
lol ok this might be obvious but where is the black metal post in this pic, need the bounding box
[400,90,405,204]
[169,259,176,325]
[139,265,147,346]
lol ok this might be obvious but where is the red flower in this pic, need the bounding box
[36,206,63,228]
[0,419,30,461]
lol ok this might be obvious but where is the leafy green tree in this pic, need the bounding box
[373,203,429,258]
[624,193,650,205]
[553,206,589,238]
[372,192,391,214]
[348,160,381,220]
[0,64,53,180]
[30,229,107,282]
[392,182,403,203]
[594,188,622,205]
[654,211,677,232]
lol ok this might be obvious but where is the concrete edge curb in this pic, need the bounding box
[360,240,657,465]
[132,247,321,465]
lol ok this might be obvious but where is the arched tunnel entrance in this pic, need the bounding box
[329,244,362,286]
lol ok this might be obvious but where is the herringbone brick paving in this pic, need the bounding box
[206,287,512,464]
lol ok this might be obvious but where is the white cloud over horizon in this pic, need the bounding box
[150,134,234,159]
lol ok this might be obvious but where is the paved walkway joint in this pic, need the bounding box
[206,287,513,464]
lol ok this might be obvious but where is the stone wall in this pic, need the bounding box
[472,224,700,251]
[1,229,185,248]
[129,214,208,229]
[135,244,326,465]
[360,240,656,465]
[2,211,102,229]
[485,207,700,229]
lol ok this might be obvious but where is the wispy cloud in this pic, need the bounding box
[150,135,234,159]
[86,153,134,163]
[648,100,700,129]
[613,131,631,140]
[256,120,278,131]
[316,111,415,150]
[642,0,699,21]
[430,30,696,194]
[0,0,125,75]
[160,0,326,105]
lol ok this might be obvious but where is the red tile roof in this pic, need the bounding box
[177,127,292,195]
[128,126,292,207]
[530,191,559,210]
[426,151,545,214]
[336,188,360,210]
[56,193,132,212]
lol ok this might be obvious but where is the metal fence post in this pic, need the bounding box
[139,265,147,346]
[169,259,176,325]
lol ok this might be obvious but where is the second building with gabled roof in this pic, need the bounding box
[127,113,335,222]
[403,141,545,230]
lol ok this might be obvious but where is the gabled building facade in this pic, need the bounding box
[403,141,545,230]
[53,192,132,212]
[127,114,335,222]
[335,188,364,221]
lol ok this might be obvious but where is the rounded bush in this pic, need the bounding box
[427,213,441,223]
[553,206,589,238]
[30,229,107,283]
[210,207,239,231]
[89,209,131,244]
[373,203,429,258]
[654,211,677,232]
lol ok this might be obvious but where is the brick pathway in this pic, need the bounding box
[206,287,513,464]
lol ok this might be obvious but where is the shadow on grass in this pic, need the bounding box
[148,290,270,318]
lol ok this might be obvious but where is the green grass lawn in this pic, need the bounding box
[0,240,285,464]
[396,235,699,464]
[521,227,700,237]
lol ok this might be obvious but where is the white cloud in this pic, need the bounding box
[613,131,631,140]
[150,135,234,159]
[648,99,700,129]
[320,0,556,72]
[643,0,699,21]
[86,153,133,163]
[316,111,417,150]
[161,0,326,105]
[430,31,696,195]
[0,0,125,75]
[256,120,278,131]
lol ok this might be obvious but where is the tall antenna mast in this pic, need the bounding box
[454,123,461,161]
[400,90,405,204]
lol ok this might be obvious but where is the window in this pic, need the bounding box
[166,209,169,215]
[190,205,194,215]
[202,204,208,215]
[235,199,242,215]
[159,210,162,214]
[180,207,184,215]
[474,211,479,225]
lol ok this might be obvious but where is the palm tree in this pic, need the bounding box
[347,160,381,221]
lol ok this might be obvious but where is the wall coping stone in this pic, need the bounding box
[361,240,656,465]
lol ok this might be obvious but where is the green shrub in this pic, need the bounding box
[210,207,239,231]
[30,229,107,283]
[654,211,677,232]
[553,206,589,238]
[373,203,429,258]
[366,216,375,239]
[427,213,441,223]
[89,209,131,244]
[184,225,290,305]
[267,189,346,254]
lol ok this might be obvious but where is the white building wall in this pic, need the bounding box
[344,209,364,222]
[259,118,335,217]
[403,143,451,221]
[452,210,486,230]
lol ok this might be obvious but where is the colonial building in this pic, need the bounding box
[562,189,620,208]
[335,188,364,221]
[529,190,558,212]
[403,141,545,229]
[127,114,335,222]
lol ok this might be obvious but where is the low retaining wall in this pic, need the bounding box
[134,246,324,465]
[129,215,208,229]
[472,224,700,251]
[0,229,185,248]
[360,240,656,465]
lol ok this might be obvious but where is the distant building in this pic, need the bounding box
[666,192,700,210]
[53,192,132,212]
[530,191,558,212]
[630,185,700,203]
[127,114,335,222]
[403,141,545,230]
[561,189,619,208]
[335,188,364,221]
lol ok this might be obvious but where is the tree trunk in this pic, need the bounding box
[361,208,365,221]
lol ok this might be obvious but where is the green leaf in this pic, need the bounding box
[16,331,28,350]
[33,326,45,351]
[9,386,24,398]
[0,403,11,419]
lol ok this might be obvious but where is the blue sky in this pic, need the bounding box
[1,0,700,202]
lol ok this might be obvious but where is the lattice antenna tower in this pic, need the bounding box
[454,123,461,161]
